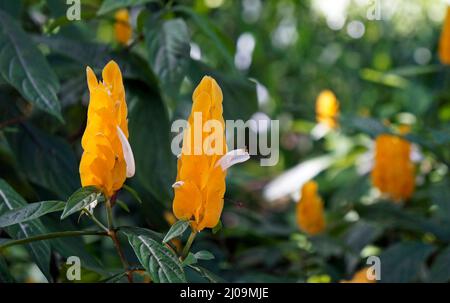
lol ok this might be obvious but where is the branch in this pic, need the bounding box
[0,230,107,251]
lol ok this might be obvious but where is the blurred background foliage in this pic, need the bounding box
[0,0,449,283]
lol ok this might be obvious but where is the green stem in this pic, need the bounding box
[83,210,109,232]
[181,230,197,260]
[105,196,132,283]
[0,230,107,251]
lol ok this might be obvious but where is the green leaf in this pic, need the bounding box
[121,227,186,283]
[163,220,190,243]
[97,0,160,15]
[122,184,142,204]
[340,115,391,138]
[116,199,130,213]
[0,179,52,281]
[212,220,222,234]
[0,10,62,120]
[194,250,215,261]
[42,216,104,273]
[173,6,234,69]
[182,252,197,267]
[0,255,14,283]
[34,36,157,85]
[128,83,176,202]
[380,242,435,283]
[429,246,450,283]
[0,0,21,18]
[144,18,190,98]
[61,186,103,219]
[0,200,65,228]
[188,265,224,283]
[6,123,80,199]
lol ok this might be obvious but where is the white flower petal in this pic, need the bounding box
[117,126,135,178]
[216,149,250,171]
[172,181,185,188]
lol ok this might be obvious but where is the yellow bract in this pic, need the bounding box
[114,9,132,45]
[296,181,326,235]
[371,134,415,201]
[341,267,376,283]
[316,90,339,128]
[172,76,228,232]
[79,61,129,198]
[439,7,450,65]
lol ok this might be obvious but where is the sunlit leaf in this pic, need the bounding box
[61,186,103,219]
[0,200,65,228]
[163,220,190,243]
[121,227,186,283]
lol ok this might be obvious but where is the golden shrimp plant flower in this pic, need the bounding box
[315,90,339,129]
[172,76,249,232]
[296,181,326,235]
[439,7,450,65]
[114,9,132,45]
[79,61,135,199]
[371,134,415,201]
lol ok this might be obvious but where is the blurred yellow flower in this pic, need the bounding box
[341,267,376,283]
[371,134,415,201]
[316,90,339,128]
[296,181,326,235]
[80,61,135,198]
[439,7,450,65]
[114,9,132,45]
[172,76,249,232]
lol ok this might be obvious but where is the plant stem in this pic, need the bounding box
[0,230,107,251]
[105,197,133,283]
[181,230,197,260]
[83,210,109,232]
[105,198,115,229]
[109,229,133,283]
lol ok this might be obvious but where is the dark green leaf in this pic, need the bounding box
[429,246,450,283]
[0,179,52,281]
[116,199,130,213]
[173,6,234,69]
[122,184,143,204]
[188,265,224,283]
[34,36,157,84]
[61,186,103,219]
[163,220,190,243]
[128,83,176,202]
[340,115,391,138]
[0,200,65,228]
[194,250,215,261]
[7,123,80,199]
[212,220,222,234]
[0,255,14,283]
[380,242,434,283]
[42,216,104,273]
[0,10,61,120]
[144,18,190,98]
[97,0,160,15]
[0,0,21,18]
[121,227,186,283]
